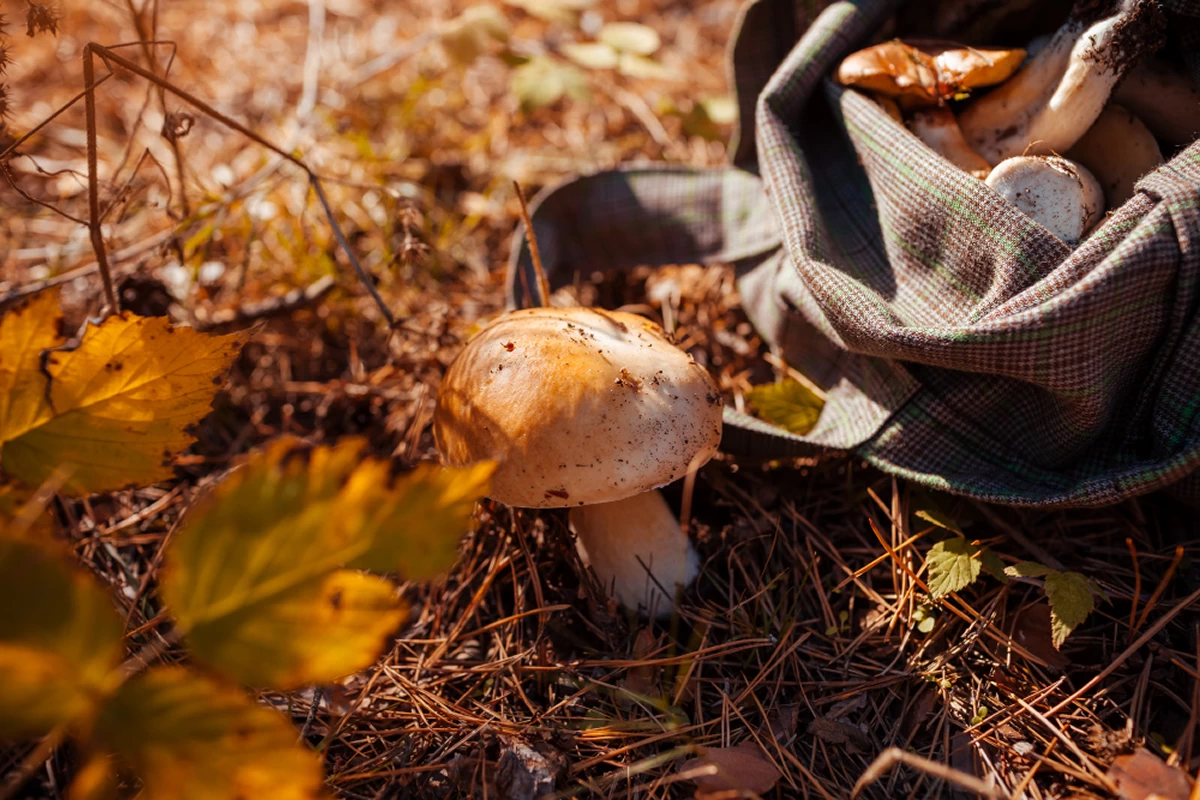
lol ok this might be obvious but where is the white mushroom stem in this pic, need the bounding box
[986,155,1105,245]
[1113,58,1200,146]
[907,108,991,179]
[569,489,698,619]
[1066,104,1163,208]
[959,0,1163,164]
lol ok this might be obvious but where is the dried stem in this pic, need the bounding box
[512,180,549,308]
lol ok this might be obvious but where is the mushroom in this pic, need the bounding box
[433,305,722,617]
[837,40,1025,109]
[907,108,992,178]
[836,40,940,109]
[985,155,1104,245]
[569,488,699,617]
[872,93,904,124]
[1065,104,1163,208]
[958,0,1165,165]
[924,43,1027,92]
[1112,58,1200,146]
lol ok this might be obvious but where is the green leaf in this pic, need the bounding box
[0,536,124,738]
[1044,570,1095,648]
[745,379,825,436]
[1004,561,1053,579]
[562,41,619,70]
[926,538,981,598]
[598,22,660,56]
[511,56,589,110]
[978,548,1009,583]
[90,667,328,800]
[914,508,962,535]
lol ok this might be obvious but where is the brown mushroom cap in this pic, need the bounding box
[434,306,723,508]
[928,45,1026,91]
[836,41,939,108]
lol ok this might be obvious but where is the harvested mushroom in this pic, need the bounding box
[1066,104,1163,208]
[872,93,904,124]
[838,40,1026,109]
[836,40,940,108]
[570,489,698,616]
[907,108,991,178]
[1112,58,1200,146]
[923,43,1027,92]
[959,0,1165,164]
[986,155,1104,245]
[433,306,722,617]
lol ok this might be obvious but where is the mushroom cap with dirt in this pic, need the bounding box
[985,155,1104,245]
[434,306,722,507]
[433,305,723,617]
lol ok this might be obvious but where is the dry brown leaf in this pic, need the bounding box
[1010,602,1070,669]
[807,717,873,754]
[495,738,566,800]
[681,741,782,796]
[1108,748,1193,800]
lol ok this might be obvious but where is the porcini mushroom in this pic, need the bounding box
[958,0,1165,164]
[986,155,1104,245]
[924,42,1027,92]
[1066,104,1163,208]
[907,108,992,178]
[1112,58,1200,146]
[569,488,699,616]
[433,305,722,617]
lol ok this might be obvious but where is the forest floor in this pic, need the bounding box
[2,1,1199,798]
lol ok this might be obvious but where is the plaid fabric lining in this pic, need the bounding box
[507,0,1200,507]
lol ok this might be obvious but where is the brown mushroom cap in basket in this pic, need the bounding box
[434,306,723,508]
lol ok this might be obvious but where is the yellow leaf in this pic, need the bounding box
[0,536,124,738]
[91,667,328,800]
[184,569,405,689]
[162,437,491,688]
[745,378,825,435]
[0,477,53,538]
[0,290,65,451]
[0,294,247,495]
[348,460,495,579]
[66,755,118,800]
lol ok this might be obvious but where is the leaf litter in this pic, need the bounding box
[1,1,1199,799]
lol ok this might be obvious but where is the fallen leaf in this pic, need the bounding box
[0,291,247,495]
[745,379,824,435]
[162,437,491,688]
[511,56,589,110]
[1044,570,1095,648]
[681,742,782,795]
[616,53,682,82]
[598,22,660,56]
[439,5,510,64]
[495,738,567,800]
[562,41,619,70]
[808,717,873,754]
[697,95,736,125]
[1108,747,1192,800]
[926,537,981,598]
[504,0,594,24]
[767,703,800,743]
[89,667,328,800]
[0,536,123,738]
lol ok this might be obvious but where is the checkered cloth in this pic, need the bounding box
[508,0,1200,507]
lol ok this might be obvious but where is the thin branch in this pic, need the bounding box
[83,44,119,312]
